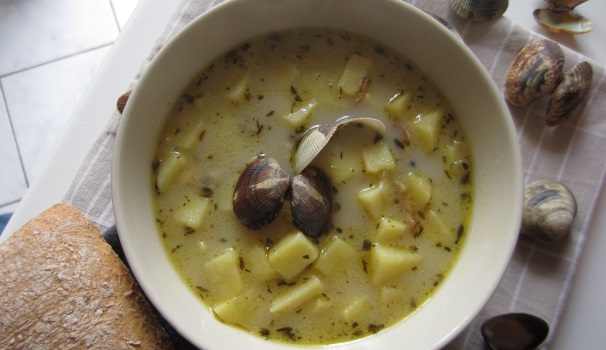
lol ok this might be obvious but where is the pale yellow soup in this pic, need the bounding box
[151,28,473,345]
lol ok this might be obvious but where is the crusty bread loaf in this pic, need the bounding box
[0,203,175,349]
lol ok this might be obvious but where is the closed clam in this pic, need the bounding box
[481,313,549,350]
[545,61,593,126]
[505,39,564,107]
[290,166,333,238]
[449,0,509,21]
[233,155,291,230]
[521,180,577,242]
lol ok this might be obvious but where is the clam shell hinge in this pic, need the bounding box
[521,180,577,242]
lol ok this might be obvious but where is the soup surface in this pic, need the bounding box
[151,28,473,345]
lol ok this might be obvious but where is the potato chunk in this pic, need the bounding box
[444,140,470,177]
[362,141,395,174]
[201,249,242,301]
[357,182,388,219]
[384,92,411,120]
[283,98,318,128]
[369,244,421,286]
[268,231,319,281]
[156,152,187,193]
[326,151,363,184]
[404,171,432,211]
[227,71,249,101]
[423,210,453,243]
[314,237,357,275]
[338,54,373,96]
[376,217,409,242]
[244,244,279,282]
[174,195,211,229]
[175,120,205,149]
[342,295,371,322]
[270,275,324,313]
[409,109,443,153]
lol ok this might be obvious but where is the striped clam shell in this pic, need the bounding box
[290,166,333,238]
[521,180,577,242]
[505,39,564,107]
[449,0,509,21]
[232,155,291,230]
[545,61,593,126]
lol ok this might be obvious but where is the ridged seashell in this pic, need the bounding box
[290,166,333,238]
[533,8,593,35]
[294,116,385,174]
[117,90,132,114]
[449,0,509,21]
[505,39,564,107]
[521,180,577,242]
[545,0,588,13]
[233,155,291,230]
[545,61,593,126]
[481,313,549,350]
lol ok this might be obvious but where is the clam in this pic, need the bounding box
[481,313,549,350]
[290,166,333,238]
[544,61,593,126]
[117,90,132,114]
[504,39,564,107]
[449,0,509,21]
[544,0,588,12]
[521,180,577,242]
[533,0,593,35]
[233,155,291,230]
[293,116,385,174]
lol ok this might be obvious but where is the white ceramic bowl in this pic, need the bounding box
[113,0,523,348]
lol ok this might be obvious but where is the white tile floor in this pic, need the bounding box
[0,0,139,215]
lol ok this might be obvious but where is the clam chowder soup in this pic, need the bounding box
[151,28,473,345]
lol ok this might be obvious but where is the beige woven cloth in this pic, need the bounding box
[65,0,606,348]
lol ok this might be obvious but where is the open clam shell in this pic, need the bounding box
[293,116,385,174]
[545,61,593,126]
[521,180,577,242]
[533,8,593,35]
[505,39,564,107]
[449,0,509,21]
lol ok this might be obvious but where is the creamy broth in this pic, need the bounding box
[151,28,473,345]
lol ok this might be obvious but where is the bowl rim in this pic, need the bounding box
[112,0,523,348]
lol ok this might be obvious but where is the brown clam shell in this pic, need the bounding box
[233,155,291,230]
[117,90,131,114]
[291,166,333,238]
[521,180,577,242]
[449,0,509,21]
[481,313,549,350]
[533,8,593,35]
[545,61,592,126]
[505,39,564,106]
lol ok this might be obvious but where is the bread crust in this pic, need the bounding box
[0,203,175,349]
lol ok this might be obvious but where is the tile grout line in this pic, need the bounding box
[0,42,115,80]
[108,0,122,34]
[0,80,29,190]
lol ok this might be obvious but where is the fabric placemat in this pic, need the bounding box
[64,0,606,348]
